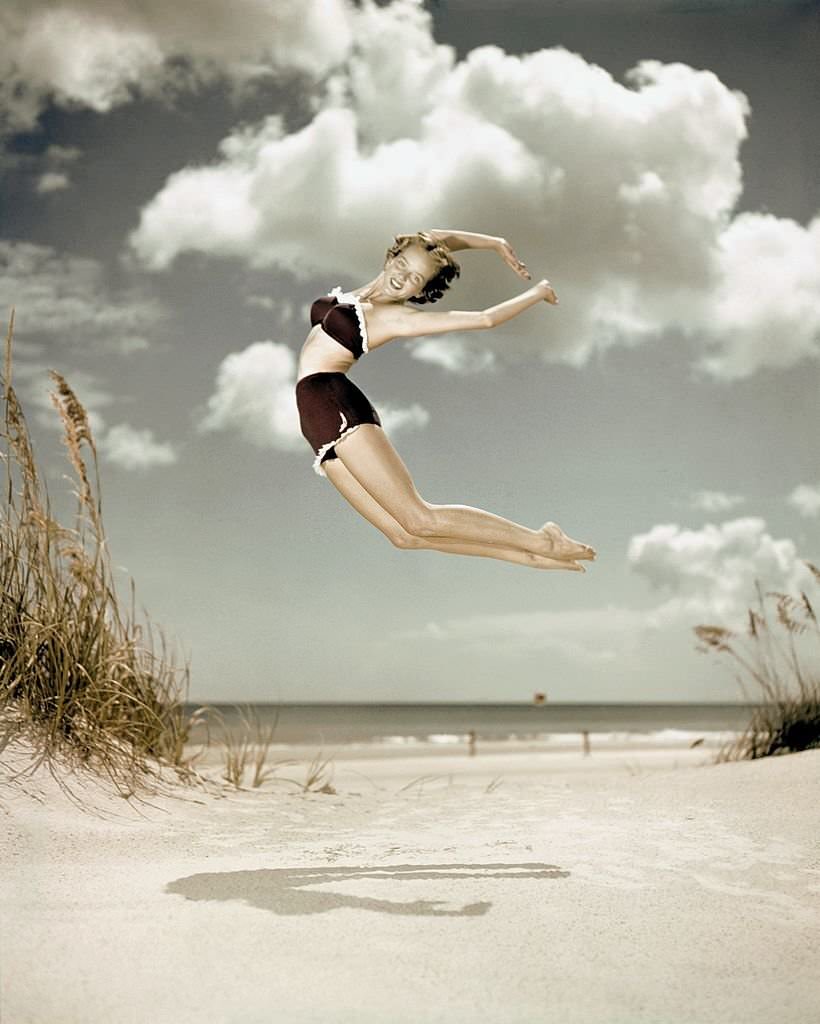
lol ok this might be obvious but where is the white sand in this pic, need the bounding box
[2,736,819,1024]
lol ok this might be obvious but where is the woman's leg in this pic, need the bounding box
[332,425,596,561]
[323,457,585,571]
[421,539,585,571]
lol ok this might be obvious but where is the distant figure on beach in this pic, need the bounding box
[295,229,597,572]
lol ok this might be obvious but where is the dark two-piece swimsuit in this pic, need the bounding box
[295,287,382,477]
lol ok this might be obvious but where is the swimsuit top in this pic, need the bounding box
[309,286,369,359]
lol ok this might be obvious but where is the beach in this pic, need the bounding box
[2,736,819,1023]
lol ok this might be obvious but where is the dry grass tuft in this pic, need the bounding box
[0,309,214,807]
[693,567,820,761]
[222,705,337,793]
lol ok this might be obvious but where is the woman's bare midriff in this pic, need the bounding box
[296,325,356,382]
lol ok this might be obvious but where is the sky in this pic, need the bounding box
[1,0,819,704]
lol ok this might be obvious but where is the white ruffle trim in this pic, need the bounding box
[312,410,364,477]
[329,285,369,355]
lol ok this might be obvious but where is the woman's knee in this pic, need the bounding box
[391,529,424,550]
[398,501,438,537]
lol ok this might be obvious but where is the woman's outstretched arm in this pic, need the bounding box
[427,229,532,281]
[485,279,558,326]
[382,279,558,340]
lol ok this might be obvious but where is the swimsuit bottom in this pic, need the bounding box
[295,371,382,477]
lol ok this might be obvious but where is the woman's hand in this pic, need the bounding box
[534,278,559,305]
[496,237,532,280]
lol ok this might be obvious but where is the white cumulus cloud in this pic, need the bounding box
[196,340,304,451]
[0,0,354,136]
[410,337,497,374]
[35,171,70,193]
[787,483,820,519]
[690,490,745,513]
[693,212,820,381]
[0,240,165,355]
[99,423,178,470]
[126,0,820,382]
[627,516,814,624]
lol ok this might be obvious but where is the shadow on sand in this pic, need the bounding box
[166,861,570,917]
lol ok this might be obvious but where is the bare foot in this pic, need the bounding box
[538,521,596,561]
[527,552,585,572]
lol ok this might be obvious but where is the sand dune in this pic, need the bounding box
[2,738,819,1023]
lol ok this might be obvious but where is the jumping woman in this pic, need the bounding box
[294,229,597,573]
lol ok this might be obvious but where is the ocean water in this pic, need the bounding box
[182,702,756,752]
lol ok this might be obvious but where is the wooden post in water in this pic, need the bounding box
[582,730,591,756]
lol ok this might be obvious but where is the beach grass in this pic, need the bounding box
[694,567,820,761]
[0,309,212,804]
[197,701,338,792]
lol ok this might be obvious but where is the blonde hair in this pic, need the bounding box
[385,231,461,304]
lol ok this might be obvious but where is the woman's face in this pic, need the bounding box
[383,243,440,300]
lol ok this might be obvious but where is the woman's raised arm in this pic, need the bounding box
[427,229,500,251]
[427,229,532,281]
